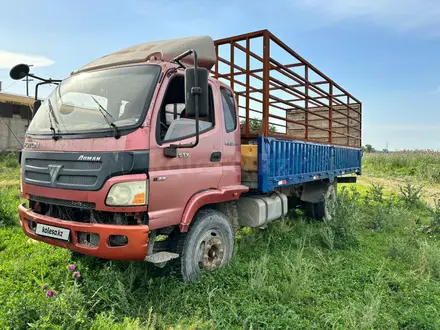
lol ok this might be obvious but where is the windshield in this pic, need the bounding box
[27,65,160,135]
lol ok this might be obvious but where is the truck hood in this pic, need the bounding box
[23,125,149,152]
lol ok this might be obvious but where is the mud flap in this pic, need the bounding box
[300,180,334,203]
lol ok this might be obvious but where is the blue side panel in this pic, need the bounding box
[257,136,362,193]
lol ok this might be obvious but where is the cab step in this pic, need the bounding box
[144,251,179,264]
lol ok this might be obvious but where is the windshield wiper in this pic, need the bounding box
[90,95,120,139]
[46,99,61,140]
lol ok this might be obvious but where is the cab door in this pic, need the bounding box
[147,73,222,230]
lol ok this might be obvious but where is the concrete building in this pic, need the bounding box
[0,92,34,151]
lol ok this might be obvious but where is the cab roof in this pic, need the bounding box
[74,36,216,74]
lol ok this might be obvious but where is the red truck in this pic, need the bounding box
[12,30,362,281]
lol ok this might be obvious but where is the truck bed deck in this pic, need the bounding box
[241,138,362,192]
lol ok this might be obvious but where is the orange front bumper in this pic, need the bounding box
[18,203,149,260]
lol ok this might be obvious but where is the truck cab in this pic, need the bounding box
[15,30,362,281]
[17,36,248,281]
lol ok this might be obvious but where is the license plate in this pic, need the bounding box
[35,224,70,241]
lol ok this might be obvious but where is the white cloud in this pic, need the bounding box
[294,0,440,31]
[0,50,54,69]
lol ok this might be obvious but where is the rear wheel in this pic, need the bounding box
[172,209,234,282]
[287,195,301,211]
[324,183,337,221]
[303,200,325,220]
[303,182,337,221]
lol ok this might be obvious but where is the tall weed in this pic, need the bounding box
[413,241,440,280]
[320,186,360,249]
[0,187,20,227]
[365,183,385,205]
[387,236,420,265]
[248,254,270,290]
[0,152,20,183]
[425,199,440,234]
[323,268,386,329]
[369,206,417,233]
[399,180,424,207]
[0,151,19,168]
[278,240,316,302]
[363,150,440,184]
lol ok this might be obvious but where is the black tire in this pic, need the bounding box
[302,183,337,221]
[303,201,325,220]
[288,195,301,211]
[172,209,234,282]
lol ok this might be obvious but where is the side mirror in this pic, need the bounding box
[164,50,208,157]
[184,67,209,118]
[10,64,31,80]
[32,100,42,118]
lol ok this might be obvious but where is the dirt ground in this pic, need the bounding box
[357,175,440,206]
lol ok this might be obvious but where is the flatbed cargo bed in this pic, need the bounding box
[240,138,361,192]
[215,30,363,191]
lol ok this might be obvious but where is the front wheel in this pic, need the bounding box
[172,209,234,282]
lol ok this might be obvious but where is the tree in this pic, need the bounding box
[363,144,375,153]
[240,118,277,134]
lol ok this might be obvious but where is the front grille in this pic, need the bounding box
[29,195,96,210]
[21,150,149,191]
[22,152,102,190]
[26,172,50,183]
[57,175,97,186]
[24,169,99,188]
[25,158,102,170]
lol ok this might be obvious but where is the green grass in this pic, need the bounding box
[2,155,440,329]
[0,153,23,228]
[363,151,440,184]
[0,152,20,182]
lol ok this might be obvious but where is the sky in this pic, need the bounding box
[0,0,439,150]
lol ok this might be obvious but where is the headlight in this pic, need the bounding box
[106,181,148,206]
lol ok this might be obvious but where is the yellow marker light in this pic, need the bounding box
[132,192,145,205]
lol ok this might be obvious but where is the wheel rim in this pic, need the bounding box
[324,184,337,221]
[196,230,226,272]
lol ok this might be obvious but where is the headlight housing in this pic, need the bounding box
[106,181,148,206]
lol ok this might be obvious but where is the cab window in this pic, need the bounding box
[220,87,237,133]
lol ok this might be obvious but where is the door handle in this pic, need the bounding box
[210,152,222,162]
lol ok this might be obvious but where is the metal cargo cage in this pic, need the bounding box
[212,30,362,148]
